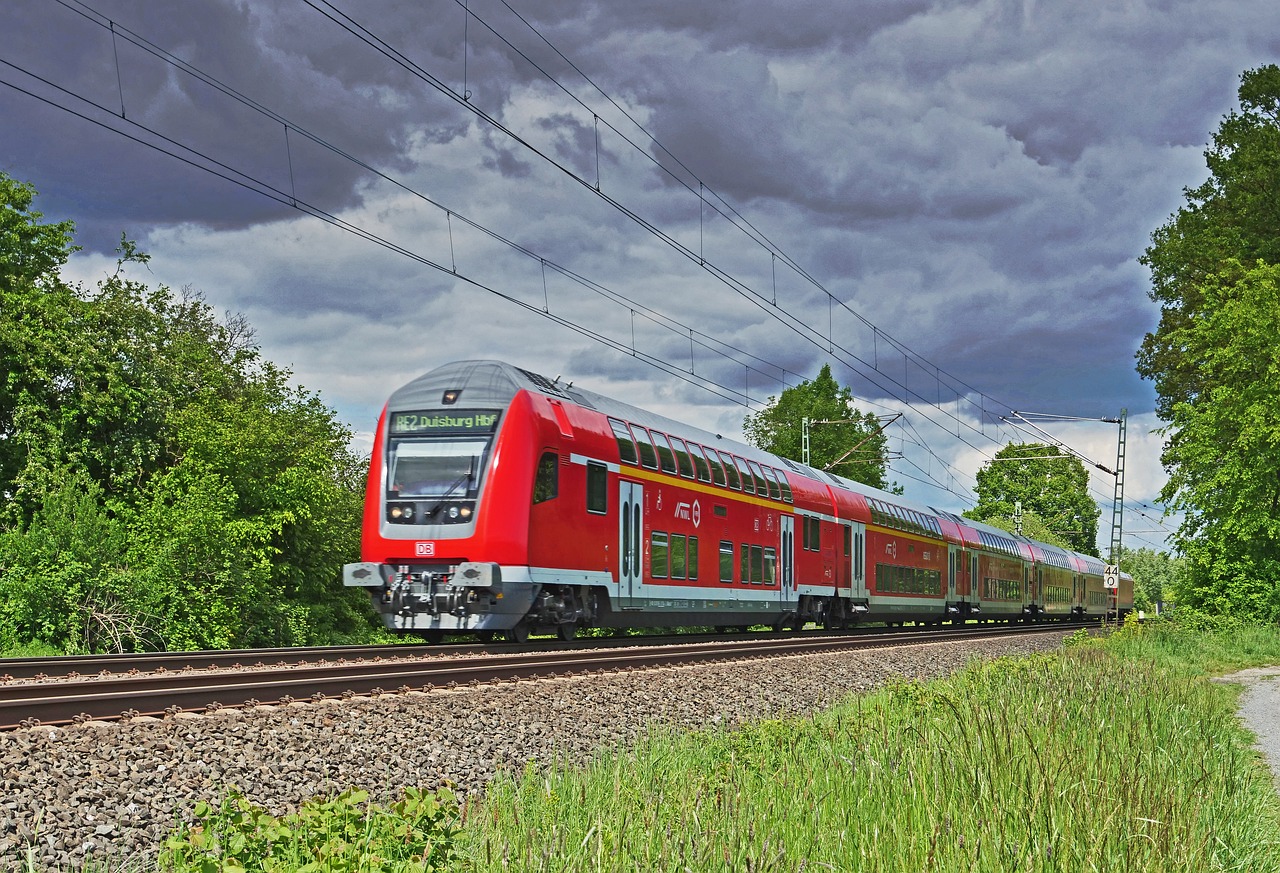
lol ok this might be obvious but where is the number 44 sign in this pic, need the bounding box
[1104,565,1120,589]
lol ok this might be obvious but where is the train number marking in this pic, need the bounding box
[415,542,436,557]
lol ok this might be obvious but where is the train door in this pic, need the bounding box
[971,554,981,608]
[851,522,867,600]
[618,481,644,599]
[837,521,852,593]
[780,515,795,605]
[948,546,958,600]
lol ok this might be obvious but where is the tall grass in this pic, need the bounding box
[461,622,1280,872]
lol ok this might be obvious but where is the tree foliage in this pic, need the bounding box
[1117,545,1183,614]
[1137,65,1280,621]
[971,510,1071,552]
[965,443,1100,556]
[1138,65,1280,418]
[1153,262,1280,619]
[742,364,892,490]
[0,172,377,652]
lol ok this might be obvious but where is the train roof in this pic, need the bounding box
[391,360,780,464]
[391,362,1115,572]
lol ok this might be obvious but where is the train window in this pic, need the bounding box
[651,531,669,579]
[687,443,712,482]
[719,541,734,583]
[750,545,764,585]
[704,448,727,486]
[533,452,558,504]
[653,432,678,474]
[670,535,687,579]
[688,536,699,580]
[761,466,782,501]
[843,525,852,557]
[732,456,755,494]
[776,470,793,503]
[719,451,741,490]
[586,461,607,514]
[633,426,659,470]
[669,437,696,478]
[608,418,638,465]
[739,543,751,584]
[763,547,777,586]
[747,460,768,496]
[803,516,821,552]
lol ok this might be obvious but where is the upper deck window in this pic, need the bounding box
[669,436,696,478]
[687,443,712,482]
[774,469,793,503]
[652,431,678,474]
[718,451,741,490]
[608,417,638,465]
[632,426,659,470]
[761,466,782,501]
[703,447,727,486]
[733,456,756,495]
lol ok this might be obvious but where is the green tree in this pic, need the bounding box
[973,510,1071,551]
[1116,545,1182,614]
[966,443,1100,555]
[1154,261,1280,620]
[0,174,376,651]
[1137,65,1280,621]
[1137,64,1280,417]
[0,173,79,501]
[742,364,892,489]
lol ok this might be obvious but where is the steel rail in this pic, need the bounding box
[0,619,1099,680]
[0,625,1078,730]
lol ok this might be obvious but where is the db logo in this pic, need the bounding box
[415,542,436,557]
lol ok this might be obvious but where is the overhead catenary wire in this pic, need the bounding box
[5,1,1167,545]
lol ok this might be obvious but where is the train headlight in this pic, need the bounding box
[449,506,459,519]
[389,503,415,522]
[459,506,472,519]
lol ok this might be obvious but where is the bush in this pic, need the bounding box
[160,787,463,872]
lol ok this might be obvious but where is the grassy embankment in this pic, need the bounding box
[112,619,1280,870]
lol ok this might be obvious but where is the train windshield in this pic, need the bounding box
[388,439,489,498]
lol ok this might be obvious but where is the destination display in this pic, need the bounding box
[389,409,501,435]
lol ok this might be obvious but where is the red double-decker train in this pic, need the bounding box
[344,360,1133,642]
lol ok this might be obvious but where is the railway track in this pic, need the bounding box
[0,623,1087,730]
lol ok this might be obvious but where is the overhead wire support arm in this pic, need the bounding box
[803,414,901,469]
[1000,411,1117,475]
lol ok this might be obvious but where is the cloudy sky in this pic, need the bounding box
[4,0,1276,552]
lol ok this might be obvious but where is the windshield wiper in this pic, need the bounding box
[425,456,475,518]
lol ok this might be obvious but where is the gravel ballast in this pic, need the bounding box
[1,634,1068,870]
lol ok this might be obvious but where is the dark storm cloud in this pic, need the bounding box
[0,0,479,250]
[7,0,1280,528]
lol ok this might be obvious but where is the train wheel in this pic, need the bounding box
[556,622,577,642]
[505,624,530,644]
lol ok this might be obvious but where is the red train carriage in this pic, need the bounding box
[1027,541,1080,619]
[940,515,1035,620]
[345,361,810,641]
[344,361,1133,640]
[1074,553,1110,618]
